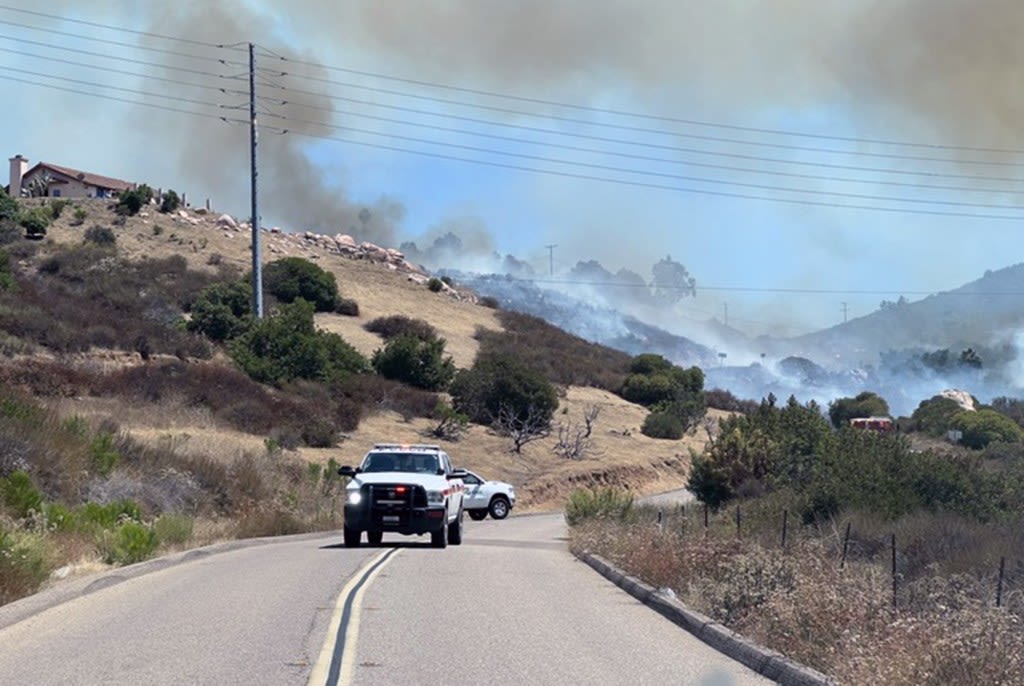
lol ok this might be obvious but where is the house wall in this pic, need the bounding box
[20,170,108,199]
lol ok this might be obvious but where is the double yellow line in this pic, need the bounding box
[308,548,400,686]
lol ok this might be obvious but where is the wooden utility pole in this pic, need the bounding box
[249,42,264,319]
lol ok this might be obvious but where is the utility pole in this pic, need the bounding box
[841,301,848,324]
[545,244,557,277]
[249,42,264,319]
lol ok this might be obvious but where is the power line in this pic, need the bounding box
[7,63,1024,220]
[261,47,1024,156]
[0,4,244,50]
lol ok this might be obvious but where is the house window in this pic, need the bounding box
[52,189,61,197]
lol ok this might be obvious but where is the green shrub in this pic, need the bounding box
[828,391,890,429]
[262,257,338,312]
[912,396,965,437]
[641,410,685,439]
[89,430,121,477]
[953,409,1023,449]
[116,184,153,216]
[19,210,48,239]
[153,513,193,546]
[49,199,69,220]
[229,299,368,386]
[449,352,558,426]
[84,225,116,247]
[564,487,634,526]
[71,207,87,226]
[364,315,437,341]
[77,500,142,531]
[0,190,18,221]
[371,334,456,391]
[427,277,443,292]
[686,452,733,510]
[159,190,181,214]
[1,470,43,518]
[335,298,359,316]
[187,280,252,342]
[0,526,54,605]
[479,295,499,309]
[101,521,158,565]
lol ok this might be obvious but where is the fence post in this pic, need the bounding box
[891,533,897,608]
[781,509,789,549]
[704,503,709,533]
[840,521,852,570]
[997,556,1006,608]
[657,509,664,532]
[735,505,741,538]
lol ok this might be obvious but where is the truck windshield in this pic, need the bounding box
[362,453,439,474]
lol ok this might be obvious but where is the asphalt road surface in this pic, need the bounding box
[0,512,770,686]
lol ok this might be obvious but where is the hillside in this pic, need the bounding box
[3,198,705,511]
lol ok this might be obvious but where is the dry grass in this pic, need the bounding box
[572,508,1024,686]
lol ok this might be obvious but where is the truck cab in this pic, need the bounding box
[339,444,466,549]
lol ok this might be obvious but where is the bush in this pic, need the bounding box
[84,225,116,247]
[229,299,369,386]
[641,410,685,439]
[48,199,69,219]
[427,277,444,292]
[564,487,634,526]
[0,190,18,220]
[0,249,14,292]
[364,315,437,341]
[19,210,48,239]
[0,470,43,518]
[71,207,87,226]
[952,409,1023,449]
[187,280,252,342]
[479,295,499,309]
[912,396,966,437]
[449,352,558,427]
[89,430,121,476]
[335,298,359,316]
[159,189,181,214]
[116,184,154,216]
[0,526,53,605]
[371,334,456,391]
[153,513,193,546]
[262,257,338,312]
[100,521,158,565]
[705,388,758,414]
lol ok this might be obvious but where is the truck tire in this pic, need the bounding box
[367,530,383,546]
[448,510,463,545]
[343,526,361,548]
[467,510,487,521]
[489,496,510,520]
[431,520,448,549]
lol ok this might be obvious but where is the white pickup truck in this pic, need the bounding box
[338,443,466,549]
[461,469,516,520]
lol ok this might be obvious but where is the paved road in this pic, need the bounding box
[0,513,770,686]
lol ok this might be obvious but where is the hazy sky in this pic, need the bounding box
[3,0,1024,339]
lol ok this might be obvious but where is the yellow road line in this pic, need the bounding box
[308,548,400,686]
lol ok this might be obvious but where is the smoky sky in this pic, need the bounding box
[31,1,1024,249]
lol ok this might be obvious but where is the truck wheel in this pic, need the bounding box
[343,526,361,548]
[468,510,487,521]
[448,510,463,545]
[367,530,383,546]
[489,497,510,520]
[431,520,448,549]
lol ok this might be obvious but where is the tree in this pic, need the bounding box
[650,255,696,304]
[449,353,558,435]
[116,185,154,216]
[0,189,18,220]
[188,280,253,341]
[229,299,367,385]
[262,257,338,312]
[495,403,552,453]
[159,190,181,214]
[371,334,456,391]
[912,396,966,437]
[952,409,1023,449]
[828,391,890,429]
[18,209,49,239]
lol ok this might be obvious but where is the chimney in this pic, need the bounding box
[8,154,27,197]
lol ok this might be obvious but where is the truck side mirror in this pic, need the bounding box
[338,465,358,477]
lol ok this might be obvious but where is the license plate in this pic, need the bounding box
[382,515,399,523]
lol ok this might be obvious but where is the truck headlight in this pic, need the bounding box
[347,490,362,505]
[426,490,444,504]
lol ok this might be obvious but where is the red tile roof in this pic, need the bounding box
[26,162,135,192]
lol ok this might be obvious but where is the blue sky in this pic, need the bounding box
[3,0,1023,342]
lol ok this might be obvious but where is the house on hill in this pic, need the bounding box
[8,154,135,199]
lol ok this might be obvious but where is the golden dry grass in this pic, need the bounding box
[30,199,702,509]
